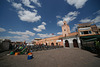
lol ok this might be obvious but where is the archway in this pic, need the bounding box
[73,39,78,47]
[51,42,54,46]
[46,43,47,46]
[65,40,69,47]
[56,43,58,46]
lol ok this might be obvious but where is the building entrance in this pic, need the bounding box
[51,43,54,46]
[65,40,69,47]
[73,39,78,47]
[46,43,47,46]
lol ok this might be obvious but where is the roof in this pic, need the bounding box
[36,32,79,42]
[34,38,41,39]
[34,38,42,41]
[36,35,63,42]
[78,22,92,28]
[68,32,78,36]
[59,32,78,39]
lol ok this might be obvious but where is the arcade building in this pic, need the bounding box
[35,21,100,49]
[36,21,81,48]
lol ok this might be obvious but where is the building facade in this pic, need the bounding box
[77,22,100,48]
[36,21,81,48]
[78,23,100,36]
[36,35,63,46]
[61,21,81,48]
[62,21,70,37]
[0,39,11,52]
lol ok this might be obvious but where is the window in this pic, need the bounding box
[80,31,84,35]
[99,29,100,32]
[84,31,88,34]
[80,31,92,35]
[95,31,98,34]
[65,34,66,37]
[88,31,92,34]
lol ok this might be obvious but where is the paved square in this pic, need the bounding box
[0,48,100,67]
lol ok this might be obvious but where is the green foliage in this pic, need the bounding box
[96,41,100,48]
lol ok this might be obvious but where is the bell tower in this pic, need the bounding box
[62,21,70,37]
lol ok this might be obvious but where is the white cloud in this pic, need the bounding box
[79,18,92,23]
[38,25,45,30]
[8,30,35,36]
[80,16,100,23]
[7,0,13,2]
[0,36,11,39]
[22,0,35,8]
[12,35,30,41]
[66,0,88,9]
[0,28,6,32]
[22,0,41,8]
[33,22,46,32]
[71,24,78,32]
[6,30,35,41]
[67,11,79,16]
[37,33,56,38]
[12,2,24,10]
[42,22,46,25]
[31,0,41,7]
[79,10,100,29]
[93,10,100,15]
[33,9,37,13]
[57,21,63,26]
[0,35,30,42]
[63,11,80,23]
[7,0,41,23]
[72,11,100,32]
[33,28,42,32]
[93,16,100,23]
[63,17,76,23]
[18,10,41,22]
[57,11,79,26]
[96,10,100,14]
[56,15,61,18]
[57,32,62,35]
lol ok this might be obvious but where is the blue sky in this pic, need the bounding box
[0,0,100,42]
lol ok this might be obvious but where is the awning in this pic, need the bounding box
[84,38,97,42]
[80,35,100,42]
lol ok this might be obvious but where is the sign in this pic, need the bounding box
[56,40,61,42]
[27,44,34,45]
[79,27,91,30]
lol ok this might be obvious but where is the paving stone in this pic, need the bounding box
[0,48,100,67]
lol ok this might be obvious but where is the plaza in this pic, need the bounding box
[0,48,100,67]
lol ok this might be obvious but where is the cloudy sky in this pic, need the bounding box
[0,0,100,42]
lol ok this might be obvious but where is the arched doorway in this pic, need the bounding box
[46,43,47,46]
[51,42,54,46]
[65,40,69,47]
[73,39,78,47]
[56,43,58,46]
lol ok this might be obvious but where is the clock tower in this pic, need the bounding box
[62,21,70,37]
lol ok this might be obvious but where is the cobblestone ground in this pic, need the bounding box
[0,48,100,67]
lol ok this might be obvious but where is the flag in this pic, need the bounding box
[52,33,54,35]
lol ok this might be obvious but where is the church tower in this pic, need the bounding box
[62,21,70,37]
